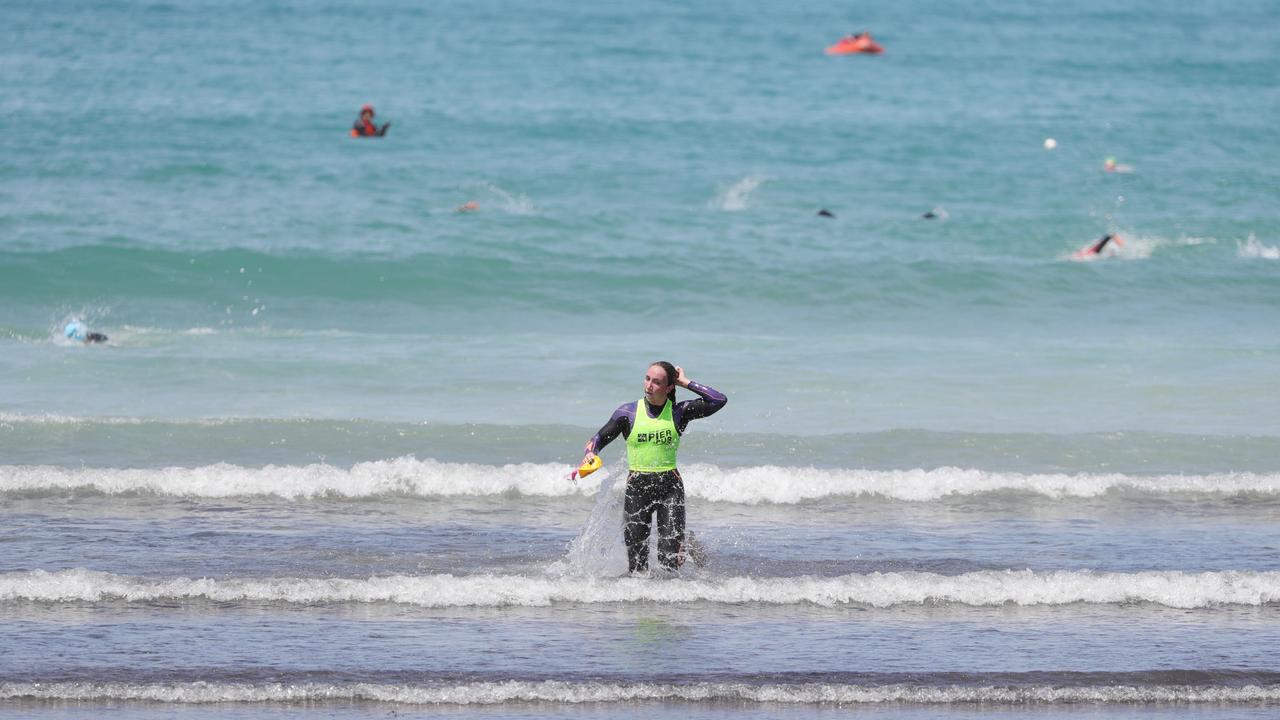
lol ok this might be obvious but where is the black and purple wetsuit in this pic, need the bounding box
[587,381,727,572]
[586,381,728,456]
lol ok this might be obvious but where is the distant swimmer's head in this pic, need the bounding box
[817,209,835,218]
[64,322,83,341]
[361,104,375,118]
[1104,156,1117,171]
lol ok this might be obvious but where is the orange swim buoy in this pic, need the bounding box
[826,34,884,55]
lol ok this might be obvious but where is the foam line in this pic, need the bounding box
[1,460,1277,502]
[4,568,1278,609]
[3,680,1279,705]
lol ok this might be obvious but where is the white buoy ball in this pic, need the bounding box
[1043,138,1058,150]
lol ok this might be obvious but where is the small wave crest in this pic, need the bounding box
[710,175,766,211]
[687,464,1280,503]
[1,460,1276,502]
[3,679,1279,705]
[0,458,591,499]
[0,412,148,426]
[1238,233,1279,260]
[464,182,538,215]
[4,568,1278,609]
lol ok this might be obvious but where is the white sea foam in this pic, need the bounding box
[4,568,1278,609]
[0,458,596,499]
[1237,233,1279,260]
[683,464,1280,503]
[1,460,1277,502]
[2,680,1278,705]
[711,174,766,211]
[0,412,147,426]
[469,182,537,215]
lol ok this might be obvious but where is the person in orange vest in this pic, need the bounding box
[351,104,390,137]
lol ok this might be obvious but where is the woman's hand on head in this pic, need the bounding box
[674,366,691,388]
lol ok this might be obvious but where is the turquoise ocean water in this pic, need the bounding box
[2,1,1279,718]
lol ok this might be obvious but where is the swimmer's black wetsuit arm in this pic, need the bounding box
[586,403,634,455]
[674,381,727,434]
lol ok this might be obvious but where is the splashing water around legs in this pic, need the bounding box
[557,465,629,577]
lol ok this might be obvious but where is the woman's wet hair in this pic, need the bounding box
[652,361,678,405]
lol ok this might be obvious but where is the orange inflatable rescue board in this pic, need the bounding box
[826,33,884,55]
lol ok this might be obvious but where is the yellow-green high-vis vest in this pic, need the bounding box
[626,399,680,472]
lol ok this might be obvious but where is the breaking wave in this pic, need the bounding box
[1238,233,1280,260]
[4,568,1278,609]
[711,174,766,211]
[4,677,1280,705]
[1,459,1277,502]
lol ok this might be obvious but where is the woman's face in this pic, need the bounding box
[643,365,672,403]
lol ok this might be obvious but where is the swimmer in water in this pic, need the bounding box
[456,200,479,212]
[64,322,107,344]
[580,362,727,573]
[351,104,390,137]
[1103,157,1134,173]
[817,209,835,218]
[1074,233,1124,259]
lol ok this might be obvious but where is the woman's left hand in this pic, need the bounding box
[674,366,691,388]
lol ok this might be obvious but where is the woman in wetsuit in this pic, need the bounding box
[581,362,727,573]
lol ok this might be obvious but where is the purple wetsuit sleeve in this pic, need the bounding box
[673,380,727,435]
[588,402,635,453]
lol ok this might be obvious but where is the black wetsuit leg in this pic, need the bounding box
[623,470,686,573]
[624,472,658,573]
[654,470,686,570]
